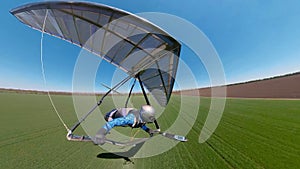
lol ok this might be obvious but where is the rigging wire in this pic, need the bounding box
[40,9,69,131]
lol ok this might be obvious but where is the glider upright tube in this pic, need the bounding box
[137,73,160,130]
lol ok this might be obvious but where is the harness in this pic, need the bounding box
[105,108,143,128]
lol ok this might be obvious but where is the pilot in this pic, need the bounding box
[93,105,157,145]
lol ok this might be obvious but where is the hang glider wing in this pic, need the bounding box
[11,1,181,106]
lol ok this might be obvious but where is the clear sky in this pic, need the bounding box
[1,0,300,92]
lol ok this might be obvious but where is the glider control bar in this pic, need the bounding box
[158,131,188,142]
[66,130,187,146]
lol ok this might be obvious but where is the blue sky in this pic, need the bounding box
[1,0,300,92]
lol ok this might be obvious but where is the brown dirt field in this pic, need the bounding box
[1,72,300,99]
[179,72,300,98]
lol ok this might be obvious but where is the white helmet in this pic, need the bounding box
[139,105,156,123]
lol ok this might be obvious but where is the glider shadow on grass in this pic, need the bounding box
[97,141,144,163]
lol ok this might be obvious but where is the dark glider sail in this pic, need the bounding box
[11,1,181,106]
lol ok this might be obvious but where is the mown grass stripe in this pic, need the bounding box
[0,126,61,148]
[222,116,299,156]
[1,93,300,168]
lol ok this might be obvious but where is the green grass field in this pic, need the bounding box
[0,92,299,169]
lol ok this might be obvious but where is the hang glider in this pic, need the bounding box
[11,1,185,147]
[10,1,181,106]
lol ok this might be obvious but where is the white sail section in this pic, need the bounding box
[11,1,181,106]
